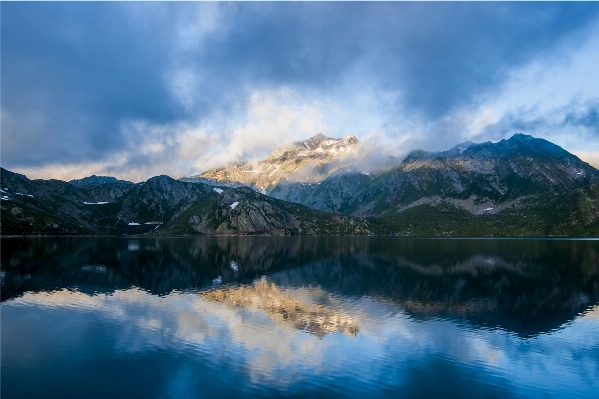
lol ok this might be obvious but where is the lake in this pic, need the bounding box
[1,237,598,398]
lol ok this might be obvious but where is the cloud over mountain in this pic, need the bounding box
[2,2,599,181]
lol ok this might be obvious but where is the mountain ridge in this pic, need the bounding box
[203,133,599,236]
[2,133,598,236]
[0,168,385,236]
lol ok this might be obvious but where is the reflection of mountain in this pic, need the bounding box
[202,280,358,337]
[1,237,597,337]
[269,240,599,337]
[0,237,308,300]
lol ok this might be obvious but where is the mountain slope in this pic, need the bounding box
[0,168,384,236]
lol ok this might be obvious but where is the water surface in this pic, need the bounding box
[2,237,598,398]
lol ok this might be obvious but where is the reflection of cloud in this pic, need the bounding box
[8,287,599,395]
[582,304,599,319]
[15,288,331,384]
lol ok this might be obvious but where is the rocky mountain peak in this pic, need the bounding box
[265,133,359,161]
[194,133,361,193]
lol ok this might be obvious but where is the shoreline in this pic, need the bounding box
[1,233,596,239]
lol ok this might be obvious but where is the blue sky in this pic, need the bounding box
[2,2,599,181]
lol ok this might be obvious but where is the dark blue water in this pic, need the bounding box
[2,237,598,398]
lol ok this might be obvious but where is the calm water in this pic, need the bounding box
[1,237,598,398]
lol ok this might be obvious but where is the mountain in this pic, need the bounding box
[184,133,360,194]
[0,168,385,236]
[196,133,599,236]
[3,133,598,237]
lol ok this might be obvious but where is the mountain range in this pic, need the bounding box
[1,133,598,236]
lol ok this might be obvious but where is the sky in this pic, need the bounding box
[2,2,599,182]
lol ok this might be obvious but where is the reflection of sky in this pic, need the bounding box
[2,289,598,398]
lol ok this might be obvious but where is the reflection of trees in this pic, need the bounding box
[1,236,597,336]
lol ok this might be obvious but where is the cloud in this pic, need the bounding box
[370,21,599,160]
[476,99,599,157]
[12,88,333,182]
[2,2,599,180]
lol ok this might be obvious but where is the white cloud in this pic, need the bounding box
[9,88,336,182]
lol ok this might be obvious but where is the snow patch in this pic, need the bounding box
[576,172,583,175]
[128,222,141,226]
[1,196,9,200]
[83,201,109,205]
[213,275,223,285]
[0,188,7,193]
[483,208,494,211]
[230,202,239,210]
[213,187,223,194]
[144,222,161,225]
[16,192,34,198]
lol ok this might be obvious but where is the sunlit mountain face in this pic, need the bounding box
[186,133,361,194]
